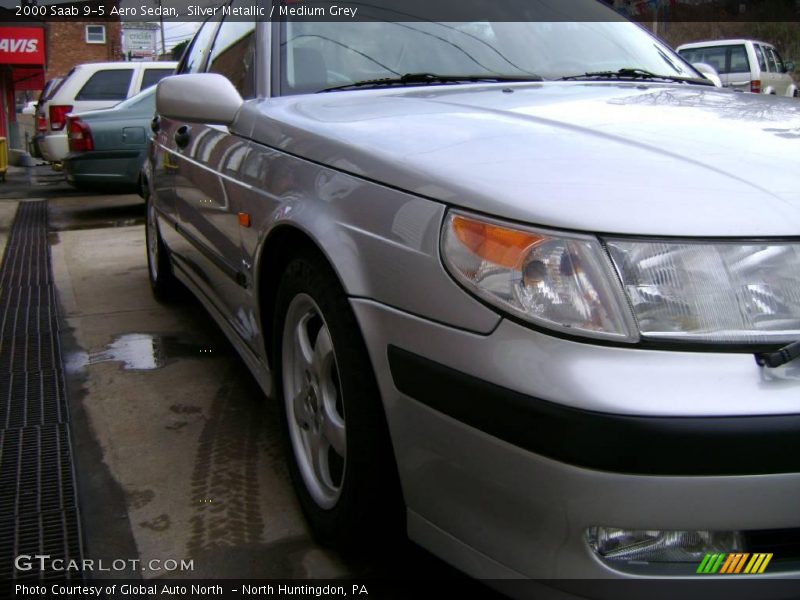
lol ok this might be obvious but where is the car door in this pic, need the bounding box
[170,15,257,337]
[726,43,752,92]
[153,19,220,260]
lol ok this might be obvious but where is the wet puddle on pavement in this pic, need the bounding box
[66,333,223,372]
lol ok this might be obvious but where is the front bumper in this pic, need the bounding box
[351,298,800,580]
[387,345,800,477]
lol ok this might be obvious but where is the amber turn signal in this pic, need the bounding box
[451,214,542,268]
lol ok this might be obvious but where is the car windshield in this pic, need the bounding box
[280,20,697,95]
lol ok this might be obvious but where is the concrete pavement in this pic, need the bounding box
[49,193,349,579]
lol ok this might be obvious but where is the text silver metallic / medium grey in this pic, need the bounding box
[146,1,800,591]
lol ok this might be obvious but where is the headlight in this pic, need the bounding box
[606,239,800,344]
[442,210,800,347]
[441,211,637,341]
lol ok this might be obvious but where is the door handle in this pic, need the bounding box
[174,125,191,149]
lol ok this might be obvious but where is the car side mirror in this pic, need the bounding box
[691,62,723,88]
[784,60,795,73]
[156,73,243,126]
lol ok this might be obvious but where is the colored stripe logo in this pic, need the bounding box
[696,553,773,574]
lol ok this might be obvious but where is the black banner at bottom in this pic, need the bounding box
[4,578,800,600]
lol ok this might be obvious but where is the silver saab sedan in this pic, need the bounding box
[145,0,800,585]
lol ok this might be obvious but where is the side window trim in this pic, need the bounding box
[258,20,271,98]
[131,64,145,96]
[754,44,767,72]
[178,18,222,75]
[205,3,257,99]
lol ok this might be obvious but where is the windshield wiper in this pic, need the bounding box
[756,340,800,368]
[558,68,714,86]
[318,72,543,93]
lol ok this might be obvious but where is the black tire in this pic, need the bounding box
[272,250,403,550]
[145,196,181,302]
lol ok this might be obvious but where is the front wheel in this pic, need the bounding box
[273,251,403,548]
[145,197,181,301]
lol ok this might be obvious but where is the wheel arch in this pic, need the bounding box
[256,224,349,367]
[262,224,407,545]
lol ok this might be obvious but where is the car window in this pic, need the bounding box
[75,69,134,101]
[48,69,74,100]
[679,47,728,74]
[179,20,220,74]
[206,17,256,99]
[763,47,775,72]
[768,47,785,73]
[38,78,62,103]
[754,45,768,71]
[141,68,175,91]
[728,45,750,73]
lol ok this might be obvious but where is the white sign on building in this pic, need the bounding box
[122,24,159,60]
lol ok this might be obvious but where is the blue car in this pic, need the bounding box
[63,86,156,193]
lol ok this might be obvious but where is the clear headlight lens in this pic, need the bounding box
[441,211,637,341]
[606,240,800,344]
[442,210,800,346]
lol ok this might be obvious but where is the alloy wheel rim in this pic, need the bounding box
[282,293,346,509]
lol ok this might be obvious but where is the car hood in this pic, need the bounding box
[251,82,800,236]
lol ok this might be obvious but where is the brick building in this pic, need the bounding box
[45,19,123,80]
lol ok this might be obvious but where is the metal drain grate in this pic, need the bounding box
[0,371,67,429]
[0,509,82,581]
[0,201,83,584]
[0,425,76,515]
[0,202,51,290]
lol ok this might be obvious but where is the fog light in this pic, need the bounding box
[587,527,744,563]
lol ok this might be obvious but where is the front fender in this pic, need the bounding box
[238,142,501,335]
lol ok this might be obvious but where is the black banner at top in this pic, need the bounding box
[1,0,799,23]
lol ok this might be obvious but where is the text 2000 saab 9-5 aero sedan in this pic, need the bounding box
[144,0,800,590]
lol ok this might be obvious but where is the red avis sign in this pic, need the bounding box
[0,27,45,65]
